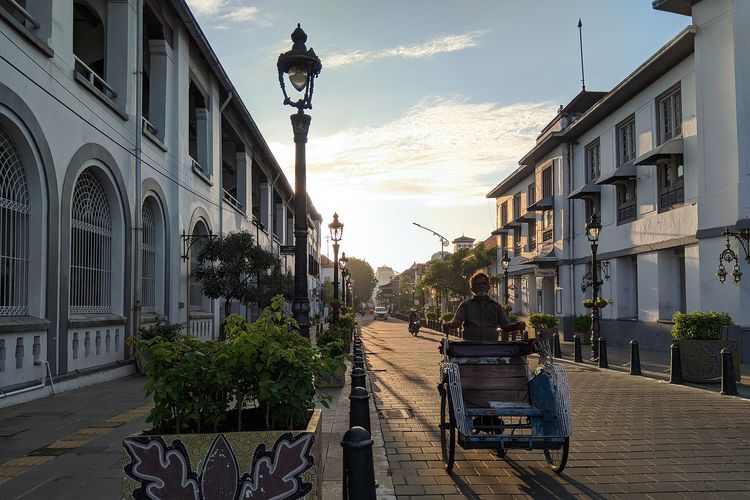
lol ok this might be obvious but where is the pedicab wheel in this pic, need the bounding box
[439,384,456,473]
[543,437,569,474]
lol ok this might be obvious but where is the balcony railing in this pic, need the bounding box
[74,56,117,99]
[617,203,637,224]
[659,186,684,212]
[527,238,536,252]
[142,116,158,136]
[222,189,242,212]
[5,0,39,29]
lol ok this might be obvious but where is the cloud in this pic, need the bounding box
[269,97,557,208]
[186,1,271,26]
[186,0,225,17]
[326,31,488,69]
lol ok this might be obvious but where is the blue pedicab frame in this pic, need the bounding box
[437,334,572,474]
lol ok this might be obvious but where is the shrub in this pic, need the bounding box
[138,296,333,434]
[672,311,733,340]
[426,311,439,321]
[440,312,454,322]
[528,313,560,330]
[574,314,591,332]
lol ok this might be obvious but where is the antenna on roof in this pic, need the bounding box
[578,18,586,91]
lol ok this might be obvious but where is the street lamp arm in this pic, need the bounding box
[412,222,449,247]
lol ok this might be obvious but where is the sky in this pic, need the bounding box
[184,0,689,273]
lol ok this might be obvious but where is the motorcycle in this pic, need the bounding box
[408,319,420,336]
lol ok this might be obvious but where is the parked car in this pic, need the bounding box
[374,307,388,320]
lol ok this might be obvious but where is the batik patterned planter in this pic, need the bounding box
[677,339,741,383]
[122,409,322,499]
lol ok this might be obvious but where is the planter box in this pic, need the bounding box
[676,339,741,384]
[122,408,322,499]
[316,364,346,388]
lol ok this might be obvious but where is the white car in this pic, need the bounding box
[374,307,388,320]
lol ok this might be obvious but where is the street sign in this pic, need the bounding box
[280,245,295,255]
[535,268,556,277]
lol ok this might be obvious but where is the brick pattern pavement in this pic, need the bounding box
[361,318,750,499]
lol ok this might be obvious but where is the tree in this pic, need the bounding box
[193,231,280,340]
[321,278,334,306]
[345,257,377,309]
[421,244,498,303]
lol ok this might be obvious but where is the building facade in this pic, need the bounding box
[487,0,750,352]
[0,0,323,402]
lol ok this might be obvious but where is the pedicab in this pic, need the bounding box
[437,329,572,474]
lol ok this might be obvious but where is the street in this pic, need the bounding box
[361,317,750,498]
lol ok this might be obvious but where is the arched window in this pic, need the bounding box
[141,200,157,313]
[70,170,112,314]
[0,125,30,316]
[189,220,209,310]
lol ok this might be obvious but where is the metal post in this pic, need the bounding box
[332,242,340,322]
[669,343,682,384]
[341,427,376,500]
[349,386,371,434]
[629,340,641,375]
[590,240,600,360]
[291,111,311,338]
[354,355,364,370]
[573,334,583,362]
[597,337,608,368]
[720,348,738,395]
[504,269,509,306]
[351,366,366,392]
[553,332,562,359]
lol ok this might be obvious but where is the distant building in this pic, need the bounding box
[452,235,476,252]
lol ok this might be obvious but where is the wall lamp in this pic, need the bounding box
[716,227,750,283]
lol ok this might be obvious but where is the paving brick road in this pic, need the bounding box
[361,317,750,499]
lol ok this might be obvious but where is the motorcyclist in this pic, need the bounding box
[408,309,420,334]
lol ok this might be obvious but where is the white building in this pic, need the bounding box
[452,235,475,252]
[487,0,750,353]
[0,0,323,402]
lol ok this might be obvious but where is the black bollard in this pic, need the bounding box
[720,348,738,396]
[669,343,682,384]
[522,330,529,341]
[354,347,363,358]
[341,426,376,500]
[349,386,371,434]
[598,337,608,368]
[354,355,365,370]
[553,332,562,359]
[629,340,641,376]
[351,367,366,392]
[574,335,582,363]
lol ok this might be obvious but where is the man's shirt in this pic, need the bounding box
[454,295,510,342]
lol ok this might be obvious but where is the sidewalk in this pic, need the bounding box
[555,338,750,398]
[0,323,390,499]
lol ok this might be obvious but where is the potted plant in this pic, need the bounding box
[574,314,592,344]
[672,310,740,383]
[582,298,594,309]
[128,321,184,375]
[501,303,513,313]
[315,324,352,388]
[122,296,335,499]
[528,313,560,339]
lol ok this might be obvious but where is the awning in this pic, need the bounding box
[596,164,637,185]
[516,211,537,223]
[567,182,601,200]
[490,227,509,235]
[522,247,559,267]
[502,219,522,230]
[527,196,553,211]
[634,137,683,165]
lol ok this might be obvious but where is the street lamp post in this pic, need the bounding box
[500,252,511,306]
[328,213,343,322]
[412,222,450,313]
[339,252,349,308]
[277,24,322,338]
[586,212,603,360]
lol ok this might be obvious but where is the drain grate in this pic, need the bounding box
[379,409,412,419]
